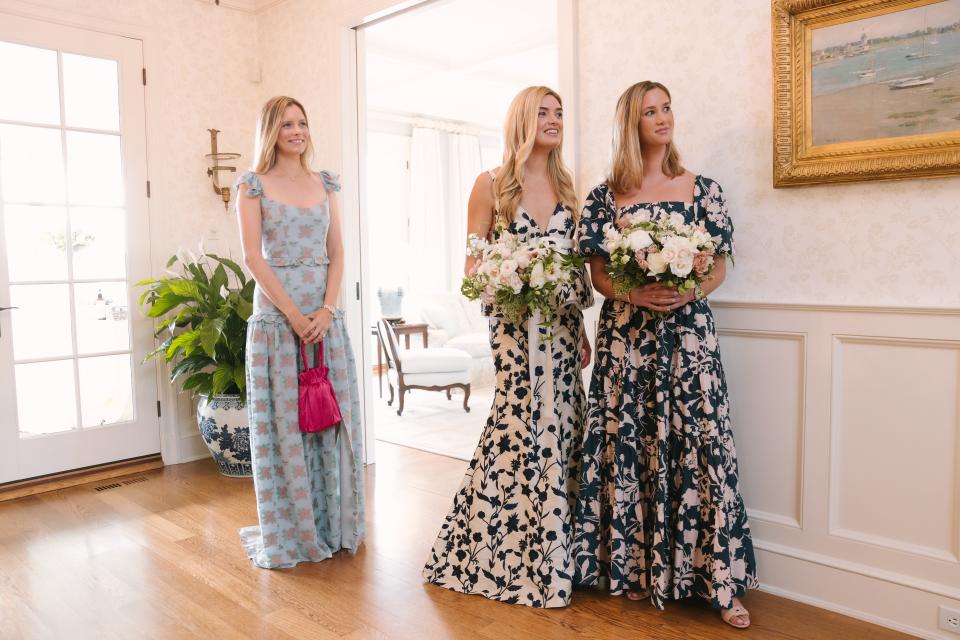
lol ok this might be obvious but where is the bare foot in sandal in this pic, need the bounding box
[720,598,750,629]
[625,590,649,601]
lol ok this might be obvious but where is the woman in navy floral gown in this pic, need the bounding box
[573,81,758,629]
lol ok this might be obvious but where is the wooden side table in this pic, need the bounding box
[373,322,429,397]
[391,322,429,349]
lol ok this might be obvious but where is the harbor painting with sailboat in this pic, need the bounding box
[811,0,960,145]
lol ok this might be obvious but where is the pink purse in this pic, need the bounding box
[298,340,342,435]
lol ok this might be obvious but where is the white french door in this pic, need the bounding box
[0,14,158,483]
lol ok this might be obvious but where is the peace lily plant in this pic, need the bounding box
[137,248,255,477]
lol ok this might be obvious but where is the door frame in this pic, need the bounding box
[0,0,181,464]
[341,0,580,464]
[0,7,160,481]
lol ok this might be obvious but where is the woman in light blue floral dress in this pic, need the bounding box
[235,96,364,569]
[573,82,757,629]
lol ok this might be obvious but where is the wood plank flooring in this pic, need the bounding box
[0,442,914,639]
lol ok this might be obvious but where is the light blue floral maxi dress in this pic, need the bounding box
[236,170,365,569]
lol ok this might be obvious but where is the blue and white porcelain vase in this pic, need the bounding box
[196,394,252,477]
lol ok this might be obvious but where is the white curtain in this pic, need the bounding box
[408,127,447,294]
[447,133,482,288]
[408,128,483,295]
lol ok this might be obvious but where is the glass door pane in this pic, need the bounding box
[62,53,120,131]
[0,41,60,125]
[0,18,157,483]
[0,124,66,203]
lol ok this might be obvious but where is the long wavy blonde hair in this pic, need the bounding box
[493,86,577,225]
[608,81,684,194]
[252,96,315,174]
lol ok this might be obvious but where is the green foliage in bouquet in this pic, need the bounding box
[606,250,651,298]
[137,251,254,398]
[461,243,584,329]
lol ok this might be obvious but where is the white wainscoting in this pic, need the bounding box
[713,301,960,640]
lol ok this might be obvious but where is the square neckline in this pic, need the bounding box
[256,172,330,210]
[612,174,701,212]
[260,192,329,211]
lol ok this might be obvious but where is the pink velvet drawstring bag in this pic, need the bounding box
[298,339,342,435]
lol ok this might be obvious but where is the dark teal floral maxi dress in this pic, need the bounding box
[573,176,758,610]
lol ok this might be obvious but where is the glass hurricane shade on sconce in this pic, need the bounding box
[206,128,240,210]
[377,287,404,320]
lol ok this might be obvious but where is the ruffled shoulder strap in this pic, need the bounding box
[234,171,263,197]
[318,170,341,193]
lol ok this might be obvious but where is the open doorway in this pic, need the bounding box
[356,0,564,461]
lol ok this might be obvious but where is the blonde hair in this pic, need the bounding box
[493,86,577,225]
[608,81,683,194]
[253,96,315,174]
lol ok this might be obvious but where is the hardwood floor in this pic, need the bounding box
[0,442,913,640]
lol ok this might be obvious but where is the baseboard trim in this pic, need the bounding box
[0,454,163,502]
[755,539,960,601]
[757,583,935,640]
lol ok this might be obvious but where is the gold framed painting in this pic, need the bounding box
[772,0,960,186]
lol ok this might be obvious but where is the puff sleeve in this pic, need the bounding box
[578,184,614,258]
[698,177,735,256]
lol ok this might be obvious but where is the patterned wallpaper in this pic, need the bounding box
[576,0,960,308]
[13,0,957,308]
[256,0,399,170]
[0,0,262,271]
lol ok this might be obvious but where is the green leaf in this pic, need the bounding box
[143,336,173,363]
[165,331,199,360]
[170,354,214,381]
[198,318,225,358]
[208,254,246,284]
[146,293,190,318]
[166,254,178,268]
[182,372,212,394]
[232,364,246,394]
[212,363,233,395]
[186,262,210,286]
[210,264,228,297]
[235,295,253,320]
[138,287,154,307]
[167,280,201,299]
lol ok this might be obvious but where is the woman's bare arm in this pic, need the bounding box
[464,172,496,276]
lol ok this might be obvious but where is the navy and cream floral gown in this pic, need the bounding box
[573,176,758,610]
[422,202,594,608]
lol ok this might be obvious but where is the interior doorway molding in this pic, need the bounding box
[339,0,580,464]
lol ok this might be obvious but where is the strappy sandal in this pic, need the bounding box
[720,598,751,629]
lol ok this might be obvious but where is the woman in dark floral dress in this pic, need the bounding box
[422,86,593,608]
[573,81,758,629]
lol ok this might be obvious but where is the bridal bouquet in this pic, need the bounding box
[461,231,583,328]
[602,210,717,299]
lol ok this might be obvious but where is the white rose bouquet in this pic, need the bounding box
[461,231,584,330]
[602,209,717,300]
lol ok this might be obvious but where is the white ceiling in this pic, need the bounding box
[365,0,556,71]
[363,0,559,129]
